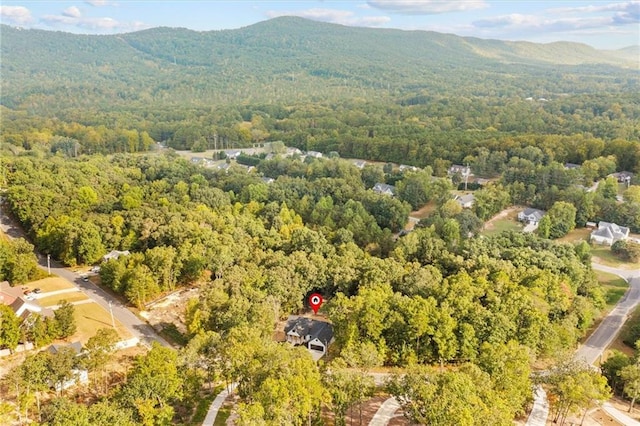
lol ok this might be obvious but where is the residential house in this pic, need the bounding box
[224,149,242,160]
[102,250,130,262]
[399,164,418,172]
[610,171,634,184]
[454,194,475,209]
[590,221,630,246]
[217,163,232,172]
[284,316,334,359]
[518,208,546,226]
[261,177,275,184]
[564,163,581,170]
[306,151,323,159]
[0,281,53,320]
[352,160,367,169]
[373,183,396,196]
[190,157,204,165]
[48,342,89,391]
[285,147,303,157]
[448,164,471,178]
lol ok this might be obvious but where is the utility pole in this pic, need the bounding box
[47,254,51,275]
[109,301,115,329]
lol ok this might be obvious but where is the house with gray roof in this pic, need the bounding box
[284,316,334,360]
[590,221,630,246]
[454,194,475,209]
[518,208,546,226]
[373,183,396,196]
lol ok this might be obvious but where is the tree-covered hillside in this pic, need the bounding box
[1,17,638,113]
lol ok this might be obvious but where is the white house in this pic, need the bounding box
[373,183,396,196]
[224,149,242,160]
[102,250,130,262]
[352,160,367,169]
[306,151,323,159]
[48,342,89,391]
[590,221,630,246]
[454,194,475,209]
[518,208,546,226]
[448,164,471,178]
[284,317,334,359]
[399,164,418,172]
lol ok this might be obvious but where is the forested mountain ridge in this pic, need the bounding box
[1,17,638,112]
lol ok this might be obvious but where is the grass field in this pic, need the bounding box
[591,246,640,270]
[596,270,629,310]
[72,302,132,343]
[38,291,89,307]
[556,228,591,244]
[25,276,75,292]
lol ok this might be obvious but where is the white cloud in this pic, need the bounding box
[266,8,390,27]
[367,0,487,14]
[472,1,639,34]
[41,13,148,32]
[84,0,116,6]
[63,6,82,18]
[0,5,33,25]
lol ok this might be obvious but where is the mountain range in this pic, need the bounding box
[1,17,638,112]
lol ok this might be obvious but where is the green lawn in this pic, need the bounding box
[591,245,640,270]
[481,218,523,236]
[26,276,75,292]
[38,292,89,307]
[596,270,629,309]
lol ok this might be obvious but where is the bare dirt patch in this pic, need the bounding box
[139,287,200,337]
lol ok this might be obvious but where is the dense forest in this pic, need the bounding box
[1,17,639,425]
[1,152,608,424]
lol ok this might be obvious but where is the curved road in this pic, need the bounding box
[0,199,170,348]
[528,262,640,426]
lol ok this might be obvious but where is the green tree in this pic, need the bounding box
[48,346,78,395]
[54,300,77,339]
[118,342,183,424]
[547,201,577,238]
[0,304,20,351]
[82,328,119,394]
[620,363,640,412]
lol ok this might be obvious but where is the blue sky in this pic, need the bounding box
[1,1,638,49]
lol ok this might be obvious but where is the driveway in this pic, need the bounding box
[0,199,171,348]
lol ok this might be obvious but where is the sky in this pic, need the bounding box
[1,1,639,50]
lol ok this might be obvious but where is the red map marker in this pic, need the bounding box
[309,293,323,314]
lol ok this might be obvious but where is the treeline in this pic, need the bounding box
[2,94,639,172]
[0,237,40,284]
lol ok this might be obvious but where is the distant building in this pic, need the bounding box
[284,316,334,359]
[590,221,630,246]
[518,208,546,226]
[373,183,396,196]
[224,150,242,160]
[454,194,475,209]
[102,250,130,262]
[306,151,323,159]
[352,160,367,169]
[448,164,471,178]
[564,163,581,170]
[399,164,418,172]
[610,171,634,184]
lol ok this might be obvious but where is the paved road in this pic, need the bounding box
[527,262,640,426]
[0,199,170,348]
[575,264,640,365]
